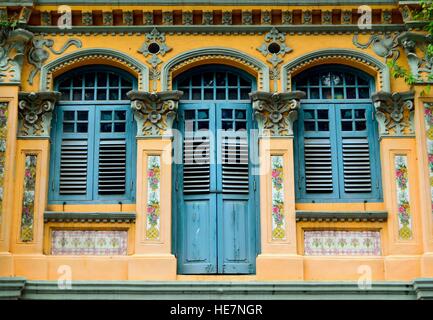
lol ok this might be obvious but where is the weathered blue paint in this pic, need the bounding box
[293,65,383,203]
[173,66,259,274]
[49,66,137,204]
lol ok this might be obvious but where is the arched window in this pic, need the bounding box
[49,66,137,203]
[293,65,382,202]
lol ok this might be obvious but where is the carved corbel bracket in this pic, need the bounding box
[371,90,415,137]
[249,91,306,137]
[0,27,33,84]
[396,31,433,81]
[18,91,61,138]
[127,90,183,137]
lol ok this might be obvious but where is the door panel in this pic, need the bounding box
[218,195,254,274]
[175,94,258,275]
[180,195,217,274]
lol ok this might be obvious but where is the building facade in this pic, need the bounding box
[1,0,433,298]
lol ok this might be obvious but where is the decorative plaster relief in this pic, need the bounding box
[250,91,306,137]
[127,90,182,137]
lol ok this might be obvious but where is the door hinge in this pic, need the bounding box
[253,178,256,191]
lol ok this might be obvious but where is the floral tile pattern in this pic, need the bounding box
[271,155,286,240]
[20,154,37,242]
[304,230,381,256]
[0,102,8,224]
[395,155,413,240]
[146,155,161,240]
[51,230,128,255]
[424,103,433,216]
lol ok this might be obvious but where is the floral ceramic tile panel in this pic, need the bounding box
[146,155,161,240]
[20,154,37,242]
[271,155,286,240]
[304,230,381,256]
[395,155,413,240]
[0,102,8,224]
[51,230,128,255]
[424,103,433,216]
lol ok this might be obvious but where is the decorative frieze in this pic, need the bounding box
[40,11,52,26]
[382,10,392,24]
[143,11,153,25]
[162,11,173,25]
[342,10,352,24]
[371,91,415,137]
[20,154,37,242]
[102,11,113,26]
[203,11,213,25]
[271,155,286,240]
[18,91,61,138]
[222,11,232,25]
[182,11,193,25]
[250,91,305,137]
[262,11,272,25]
[146,155,161,240]
[423,103,433,216]
[395,155,413,240]
[51,230,128,255]
[302,10,312,25]
[127,90,183,137]
[322,10,332,25]
[282,11,293,25]
[0,103,8,224]
[0,28,33,84]
[123,11,133,26]
[242,10,252,25]
[352,34,400,61]
[82,12,93,26]
[304,230,381,256]
[27,37,82,85]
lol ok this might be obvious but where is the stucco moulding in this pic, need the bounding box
[371,90,415,137]
[0,28,33,84]
[18,91,61,138]
[127,90,183,138]
[250,91,306,137]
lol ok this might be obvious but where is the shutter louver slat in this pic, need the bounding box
[342,137,372,193]
[304,138,333,193]
[98,139,126,194]
[60,140,88,195]
[183,138,211,193]
[222,137,249,194]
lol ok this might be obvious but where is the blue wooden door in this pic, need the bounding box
[174,85,258,274]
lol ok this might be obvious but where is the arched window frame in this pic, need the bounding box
[293,65,383,203]
[49,66,137,204]
[173,64,256,101]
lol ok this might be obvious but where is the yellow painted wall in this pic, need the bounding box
[0,2,432,281]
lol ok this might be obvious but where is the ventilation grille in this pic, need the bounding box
[342,137,372,193]
[304,138,333,193]
[183,138,210,194]
[98,140,126,195]
[222,137,249,194]
[59,140,88,195]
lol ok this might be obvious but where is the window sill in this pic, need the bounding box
[296,211,387,222]
[44,211,136,223]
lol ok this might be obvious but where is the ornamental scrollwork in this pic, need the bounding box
[250,91,306,137]
[127,90,183,137]
[371,90,415,137]
[257,27,292,90]
[18,91,61,137]
[138,27,172,91]
[352,34,400,62]
[27,37,82,85]
[0,27,33,84]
